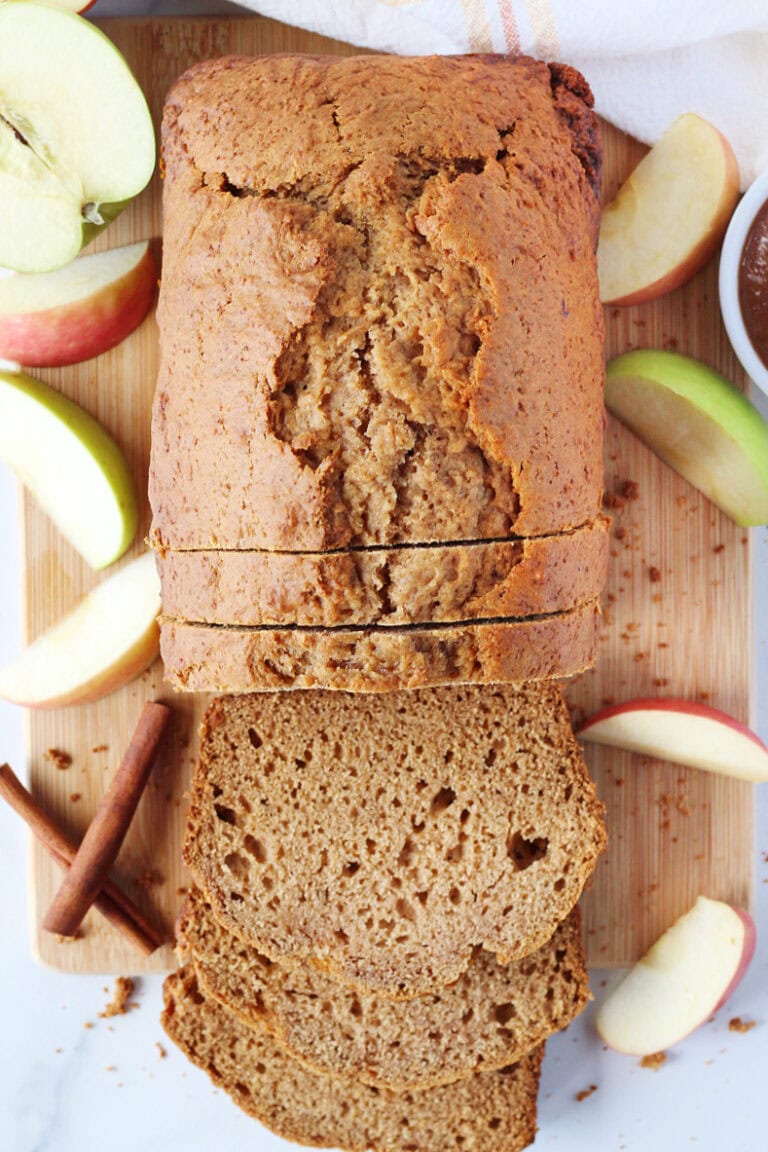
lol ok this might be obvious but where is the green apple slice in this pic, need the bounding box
[0,2,155,272]
[605,349,768,526]
[0,368,138,568]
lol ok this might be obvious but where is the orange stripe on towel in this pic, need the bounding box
[460,0,494,51]
[524,0,560,57]
[499,0,522,53]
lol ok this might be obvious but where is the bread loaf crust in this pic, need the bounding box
[157,519,608,627]
[160,600,601,693]
[162,967,543,1152]
[149,53,603,552]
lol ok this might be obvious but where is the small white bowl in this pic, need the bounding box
[719,166,768,397]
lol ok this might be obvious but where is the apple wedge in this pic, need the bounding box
[605,349,768,526]
[598,113,739,306]
[0,368,138,569]
[0,552,160,708]
[0,241,156,367]
[596,897,756,1055]
[577,697,768,782]
[0,3,155,272]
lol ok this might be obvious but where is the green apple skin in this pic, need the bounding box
[0,3,155,273]
[605,349,768,526]
[0,368,138,568]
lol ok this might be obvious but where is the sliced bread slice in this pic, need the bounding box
[156,519,608,627]
[183,684,606,997]
[162,966,543,1152]
[179,887,588,1092]
[161,599,600,693]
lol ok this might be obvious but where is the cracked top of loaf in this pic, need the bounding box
[149,53,603,551]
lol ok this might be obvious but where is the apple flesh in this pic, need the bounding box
[0,241,156,367]
[0,551,160,708]
[577,697,768,782]
[598,113,739,306]
[0,3,155,272]
[0,368,138,569]
[596,897,756,1055]
[605,349,768,526]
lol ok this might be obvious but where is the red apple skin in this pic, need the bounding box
[603,127,740,308]
[712,906,756,1014]
[0,243,156,367]
[577,697,768,755]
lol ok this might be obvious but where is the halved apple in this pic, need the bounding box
[577,697,768,782]
[0,551,160,708]
[0,368,138,569]
[598,113,739,306]
[0,3,155,272]
[596,897,755,1055]
[605,349,768,526]
[0,241,156,366]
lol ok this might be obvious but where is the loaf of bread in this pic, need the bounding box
[179,887,588,1092]
[157,519,608,627]
[149,53,603,553]
[161,600,601,694]
[162,966,543,1152]
[183,684,606,997]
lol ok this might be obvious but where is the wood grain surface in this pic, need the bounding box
[19,17,753,973]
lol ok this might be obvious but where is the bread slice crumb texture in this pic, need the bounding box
[180,888,589,1091]
[162,966,543,1152]
[183,683,606,997]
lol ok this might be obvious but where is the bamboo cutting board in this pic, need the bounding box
[20,17,753,973]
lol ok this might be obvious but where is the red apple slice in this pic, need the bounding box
[598,113,739,306]
[577,698,768,782]
[0,241,156,367]
[596,897,755,1055]
[0,551,160,708]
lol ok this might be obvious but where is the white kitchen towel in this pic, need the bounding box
[232,0,768,188]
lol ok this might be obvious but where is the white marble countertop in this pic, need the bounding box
[1,4,767,1149]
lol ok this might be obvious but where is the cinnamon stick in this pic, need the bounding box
[42,701,171,940]
[0,763,164,955]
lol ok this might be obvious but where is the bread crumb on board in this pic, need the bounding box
[728,1017,757,1034]
[640,1051,667,1070]
[44,748,72,771]
[99,977,136,1019]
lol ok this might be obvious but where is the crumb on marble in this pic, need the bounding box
[640,1051,667,1070]
[728,1017,757,1034]
[575,1085,598,1102]
[99,977,135,1019]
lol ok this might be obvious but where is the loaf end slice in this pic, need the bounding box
[183,683,606,997]
[162,966,542,1152]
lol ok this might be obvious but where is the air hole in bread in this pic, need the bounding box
[243,835,267,863]
[553,877,565,892]
[234,1080,252,1095]
[493,1002,517,1026]
[365,837,377,855]
[395,898,417,923]
[449,886,461,905]
[398,837,416,867]
[445,842,463,863]
[343,861,360,877]
[335,928,349,944]
[485,746,497,767]
[214,803,236,825]
[224,852,249,879]
[507,832,549,871]
[415,890,429,906]
[430,786,456,814]
[349,997,363,1018]
[247,727,262,750]
[489,1117,502,1130]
